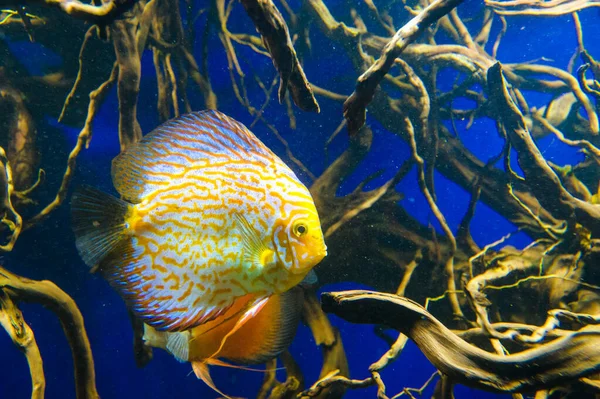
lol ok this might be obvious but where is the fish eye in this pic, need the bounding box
[292,221,308,237]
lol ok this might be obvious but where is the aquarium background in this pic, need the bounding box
[0,0,598,398]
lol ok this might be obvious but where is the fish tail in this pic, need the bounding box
[191,361,232,399]
[71,185,133,270]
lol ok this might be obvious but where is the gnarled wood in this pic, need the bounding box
[322,290,600,393]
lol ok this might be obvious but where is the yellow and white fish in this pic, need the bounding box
[71,110,326,331]
[143,287,304,397]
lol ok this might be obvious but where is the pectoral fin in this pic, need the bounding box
[166,331,191,363]
[234,213,275,270]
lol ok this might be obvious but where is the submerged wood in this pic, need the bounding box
[0,291,45,399]
[302,291,349,399]
[0,86,38,192]
[240,0,320,112]
[18,0,136,23]
[342,0,464,136]
[0,266,98,399]
[486,0,600,16]
[4,0,600,397]
[487,62,600,235]
[321,290,600,393]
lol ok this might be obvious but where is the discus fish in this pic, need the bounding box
[143,287,304,397]
[71,110,326,331]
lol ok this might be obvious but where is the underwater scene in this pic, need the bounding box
[1,0,600,398]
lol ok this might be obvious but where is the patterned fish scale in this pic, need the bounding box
[73,110,327,332]
[127,177,311,322]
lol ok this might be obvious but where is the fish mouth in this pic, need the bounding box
[320,243,328,258]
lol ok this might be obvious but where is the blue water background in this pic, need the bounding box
[1,1,598,398]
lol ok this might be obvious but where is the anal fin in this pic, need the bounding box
[191,361,232,399]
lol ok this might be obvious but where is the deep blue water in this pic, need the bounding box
[1,1,599,398]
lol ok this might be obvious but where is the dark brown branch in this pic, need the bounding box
[342,0,464,136]
[0,85,39,192]
[487,62,600,236]
[110,6,143,151]
[322,290,600,394]
[239,0,319,112]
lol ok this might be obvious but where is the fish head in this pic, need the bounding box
[273,204,327,279]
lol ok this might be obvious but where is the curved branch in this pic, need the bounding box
[301,291,349,399]
[0,267,99,399]
[342,0,464,135]
[487,62,600,235]
[23,0,136,23]
[322,290,600,393]
[485,0,600,16]
[0,291,45,399]
[24,63,118,230]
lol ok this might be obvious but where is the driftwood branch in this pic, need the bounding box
[301,291,349,399]
[15,0,136,23]
[322,290,600,394]
[4,0,600,397]
[486,0,600,16]
[0,290,45,399]
[0,267,98,399]
[240,0,319,112]
[487,62,600,235]
[343,0,464,136]
[111,6,143,151]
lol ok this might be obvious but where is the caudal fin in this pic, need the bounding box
[71,185,133,269]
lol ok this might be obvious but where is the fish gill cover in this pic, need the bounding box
[0,0,599,398]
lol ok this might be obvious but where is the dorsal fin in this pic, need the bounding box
[111,110,278,203]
